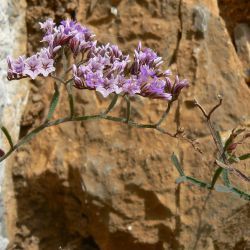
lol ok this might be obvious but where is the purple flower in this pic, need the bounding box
[131,42,163,75]
[72,64,85,89]
[57,19,95,57]
[163,69,172,76]
[122,77,141,96]
[23,55,42,79]
[7,18,189,103]
[137,65,156,85]
[39,19,55,35]
[85,72,104,89]
[61,19,76,34]
[40,57,55,77]
[96,78,116,98]
[87,55,108,73]
[140,78,172,100]
[165,76,189,99]
[114,75,126,94]
[7,56,26,80]
[12,56,26,74]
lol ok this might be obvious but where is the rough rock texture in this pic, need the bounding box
[4,0,250,250]
[0,0,29,249]
[234,23,250,85]
[218,0,250,85]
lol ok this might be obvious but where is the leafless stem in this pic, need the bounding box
[193,99,208,118]
[207,95,222,119]
[194,97,224,155]
[215,160,250,183]
[51,75,66,84]
[155,101,173,127]
[195,96,249,185]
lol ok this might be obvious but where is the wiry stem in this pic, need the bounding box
[102,94,119,115]
[51,75,66,84]
[66,81,75,118]
[155,101,173,127]
[0,112,183,163]
[125,95,131,123]
[194,97,250,188]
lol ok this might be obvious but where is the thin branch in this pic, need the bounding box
[102,94,119,115]
[215,160,250,183]
[155,101,173,127]
[65,77,74,85]
[1,126,14,149]
[194,97,225,156]
[188,96,250,194]
[62,47,68,77]
[50,75,66,84]
[0,112,182,163]
[66,81,75,118]
[193,99,208,118]
[65,58,87,74]
[125,96,131,123]
[207,95,222,119]
[194,96,223,121]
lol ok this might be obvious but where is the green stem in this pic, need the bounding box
[46,83,60,121]
[66,81,74,118]
[231,187,250,201]
[222,169,231,187]
[103,94,118,115]
[156,101,173,126]
[186,176,210,188]
[125,96,131,122]
[210,167,223,189]
[1,126,14,149]
[0,111,177,164]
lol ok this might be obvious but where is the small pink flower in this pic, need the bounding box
[23,55,42,79]
[40,58,55,77]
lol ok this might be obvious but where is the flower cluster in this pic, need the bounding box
[7,48,55,80]
[7,19,95,80]
[7,18,189,101]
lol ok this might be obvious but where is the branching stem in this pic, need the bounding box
[194,97,250,188]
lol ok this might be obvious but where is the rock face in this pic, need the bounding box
[3,0,250,250]
[218,0,250,85]
[0,0,29,249]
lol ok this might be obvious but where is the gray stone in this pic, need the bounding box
[0,0,29,249]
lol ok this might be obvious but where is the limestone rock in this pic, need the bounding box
[0,0,29,249]
[3,0,250,250]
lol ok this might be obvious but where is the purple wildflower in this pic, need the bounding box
[7,18,189,102]
[39,18,55,35]
[140,78,172,100]
[165,75,189,100]
[114,75,126,94]
[131,42,163,75]
[122,77,141,96]
[163,69,172,76]
[7,56,26,80]
[23,55,42,79]
[72,64,85,89]
[96,78,116,98]
[41,19,95,58]
[40,57,55,77]
[85,72,104,89]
